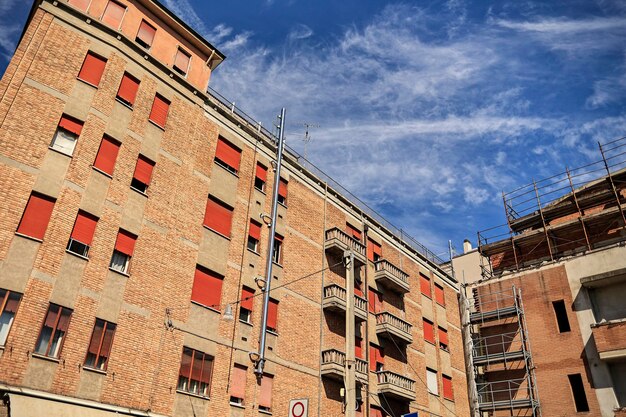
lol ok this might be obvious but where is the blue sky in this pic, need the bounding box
[1,0,625,258]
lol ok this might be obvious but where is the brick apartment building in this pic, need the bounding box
[0,1,469,416]
[452,148,626,417]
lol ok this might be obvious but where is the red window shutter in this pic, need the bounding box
[58,115,83,136]
[68,0,90,11]
[215,137,241,171]
[88,320,104,354]
[355,337,363,358]
[259,374,273,408]
[17,193,55,240]
[200,355,213,384]
[278,178,288,200]
[191,267,223,309]
[274,233,283,242]
[267,299,278,330]
[136,20,156,47]
[93,136,120,176]
[102,0,126,29]
[203,197,233,237]
[241,287,254,311]
[174,48,191,74]
[256,163,267,182]
[420,274,432,297]
[378,346,385,364]
[439,327,449,346]
[44,306,59,328]
[117,73,140,106]
[149,94,169,128]
[71,211,98,245]
[179,347,193,378]
[435,284,445,305]
[354,281,363,298]
[133,155,154,185]
[373,242,382,257]
[367,238,381,261]
[346,223,361,240]
[78,53,107,87]
[368,288,376,313]
[443,375,453,399]
[191,351,203,381]
[230,365,247,399]
[114,230,136,256]
[4,293,21,314]
[424,319,435,344]
[249,220,261,240]
[57,308,71,332]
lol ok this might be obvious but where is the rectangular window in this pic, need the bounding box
[93,136,120,176]
[77,52,106,87]
[34,304,72,358]
[568,374,590,412]
[420,273,432,298]
[424,319,435,344]
[203,196,233,237]
[346,223,362,241]
[367,238,382,262]
[426,368,438,395]
[368,288,383,314]
[116,72,140,107]
[109,229,136,274]
[67,211,98,257]
[255,162,267,192]
[101,0,126,29]
[177,347,213,397]
[135,19,156,49]
[438,327,449,351]
[258,374,273,412]
[239,286,254,324]
[369,344,384,372]
[214,137,241,174]
[130,155,155,193]
[247,220,261,253]
[17,192,55,240]
[191,266,223,310]
[272,234,283,264]
[553,300,571,333]
[442,374,453,400]
[149,94,170,128]
[277,178,288,205]
[230,364,247,405]
[51,114,83,156]
[0,289,22,346]
[173,47,191,75]
[355,336,363,358]
[435,283,445,306]
[267,299,279,333]
[84,318,116,371]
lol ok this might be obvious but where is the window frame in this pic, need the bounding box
[255,162,267,192]
[34,304,72,359]
[173,47,192,76]
[92,135,121,177]
[50,115,83,156]
[177,347,214,398]
[77,51,107,87]
[214,137,242,175]
[16,192,56,241]
[239,286,254,324]
[100,0,127,30]
[0,289,22,346]
[116,72,140,108]
[426,368,439,396]
[109,229,136,275]
[135,19,156,49]
[84,318,116,371]
[130,155,155,194]
[66,210,98,258]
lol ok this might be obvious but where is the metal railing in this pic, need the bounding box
[376,311,412,335]
[473,330,524,358]
[376,370,415,391]
[476,378,531,405]
[374,260,409,285]
[321,349,368,374]
[323,284,368,313]
[325,227,366,257]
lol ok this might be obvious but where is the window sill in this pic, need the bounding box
[443,396,454,402]
[214,160,239,177]
[76,77,99,89]
[425,340,436,347]
[428,392,440,398]
[14,232,43,243]
[254,187,266,195]
[191,300,221,315]
[239,319,253,327]
[82,366,107,375]
[230,402,245,409]
[108,267,130,278]
[48,146,74,158]
[203,225,231,240]
[436,302,446,308]
[66,249,90,261]
[277,201,287,209]
[439,346,449,353]
[272,261,283,269]
[175,390,209,400]
[148,119,166,131]
[31,353,60,363]
[266,329,278,336]
[258,409,273,415]
[422,294,433,300]
[115,97,134,110]
[247,248,260,257]
[130,186,149,197]
[92,166,113,179]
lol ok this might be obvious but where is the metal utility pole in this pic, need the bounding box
[255,108,286,377]
[344,251,356,417]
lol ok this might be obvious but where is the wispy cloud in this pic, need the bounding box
[494,16,626,34]
[288,24,313,41]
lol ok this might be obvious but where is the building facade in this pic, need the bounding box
[0,1,469,416]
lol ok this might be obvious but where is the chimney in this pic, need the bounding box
[463,239,472,253]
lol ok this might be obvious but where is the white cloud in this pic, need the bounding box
[288,24,313,41]
[494,17,626,34]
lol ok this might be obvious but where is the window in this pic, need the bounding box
[272,234,283,264]
[173,47,191,75]
[191,266,223,310]
[267,299,278,333]
[442,374,453,400]
[435,283,445,306]
[68,0,90,11]
[116,72,140,107]
[346,223,362,241]
[553,300,571,333]
[101,0,126,29]
[135,19,156,49]
[255,162,267,192]
[214,137,241,174]
[247,220,261,253]
[93,136,120,176]
[369,344,384,372]
[84,319,115,371]
[130,155,155,193]
[420,273,432,298]
[178,347,213,397]
[77,52,106,87]
[426,368,438,395]
[230,364,247,405]
[17,192,55,240]
[0,289,22,346]
[109,229,136,274]
[34,304,72,358]
[368,288,382,314]
[355,336,363,358]
[423,318,435,344]
[258,374,273,412]
[203,196,233,237]
[67,211,98,257]
[149,94,170,128]
[239,286,254,324]
[438,327,449,351]
[50,114,83,156]
[568,374,590,412]
[277,178,288,205]
[367,238,382,262]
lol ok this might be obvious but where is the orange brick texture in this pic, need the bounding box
[592,321,626,355]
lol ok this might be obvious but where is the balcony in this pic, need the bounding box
[325,228,367,266]
[592,319,626,360]
[320,349,368,384]
[377,370,416,401]
[376,311,413,345]
[322,284,368,321]
[374,260,410,294]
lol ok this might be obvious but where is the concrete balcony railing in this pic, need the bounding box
[376,311,413,345]
[592,319,626,360]
[374,260,410,294]
[320,349,368,383]
[325,228,367,266]
[377,370,416,401]
[322,284,368,321]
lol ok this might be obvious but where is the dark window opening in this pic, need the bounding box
[568,374,590,412]
[553,300,571,333]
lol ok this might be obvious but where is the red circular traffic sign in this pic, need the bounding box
[291,401,305,417]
